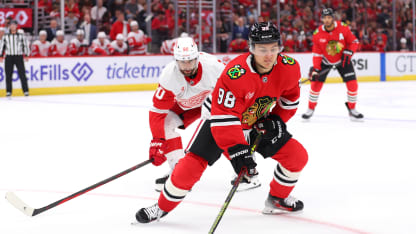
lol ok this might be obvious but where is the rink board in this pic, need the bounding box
[0,52,414,96]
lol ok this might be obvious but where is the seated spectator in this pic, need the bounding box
[90,31,110,55]
[68,29,89,56]
[31,30,51,57]
[65,0,80,19]
[359,35,373,51]
[45,19,60,42]
[232,17,249,40]
[127,20,150,55]
[399,37,409,52]
[91,0,107,23]
[283,34,296,52]
[49,30,68,56]
[150,11,171,53]
[65,10,79,35]
[109,9,131,41]
[125,0,140,16]
[228,33,248,53]
[78,13,97,45]
[109,34,128,55]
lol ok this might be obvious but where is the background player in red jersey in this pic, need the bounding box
[302,8,364,121]
[136,22,308,223]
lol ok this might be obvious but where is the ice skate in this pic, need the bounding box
[136,203,168,223]
[345,102,364,121]
[6,92,11,98]
[262,194,304,214]
[231,174,261,192]
[301,108,314,120]
[155,174,169,192]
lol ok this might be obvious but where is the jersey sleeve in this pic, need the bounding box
[273,63,301,122]
[312,33,323,70]
[210,76,249,157]
[149,85,176,139]
[344,26,359,53]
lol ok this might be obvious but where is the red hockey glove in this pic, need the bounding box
[341,49,353,68]
[149,138,167,166]
[308,66,320,81]
[228,144,257,176]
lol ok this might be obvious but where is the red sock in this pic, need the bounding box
[308,81,324,109]
[346,80,358,109]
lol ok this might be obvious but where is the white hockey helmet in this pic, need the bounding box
[173,37,199,61]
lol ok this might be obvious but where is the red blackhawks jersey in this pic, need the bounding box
[210,53,301,152]
[312,21,359,70]
[149,52,225,139]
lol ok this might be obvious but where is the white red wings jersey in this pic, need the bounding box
[31,40,51,57]
[90,38,110,55]
[109,40,128,55]
[149,52,225,139]
[160,38,177,54]
[69,38,89,56]
[210,52,301,152]
[127,30,147,55]
[312,21,359,70]
[49,39,68,56]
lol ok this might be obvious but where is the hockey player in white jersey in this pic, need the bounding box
[127,21,150,55]
[109,33,128,55]
[49,30,68,56]
[149,37,225,191]
[90,31,110,55]
[160,33,189,55]
[31,30,50,57]
[69,29,89,56]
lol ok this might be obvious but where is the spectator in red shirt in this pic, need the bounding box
[150,11,171,53]
[109,9,131,41]
[228,33,248,53]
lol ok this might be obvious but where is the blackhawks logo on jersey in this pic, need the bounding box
[227,64,246,79]
[326,40,344,56]
[242,96,277,126]
[281,55,296,65]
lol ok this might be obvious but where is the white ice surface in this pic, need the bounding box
[1,81,415,234]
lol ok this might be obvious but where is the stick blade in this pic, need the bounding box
[5,192,35,217]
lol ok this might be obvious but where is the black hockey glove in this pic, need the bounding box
[253,115,285,140]
[228,144,257,176]
[308,66,320,81]
[341,49,353,68]
[251,115,293,158]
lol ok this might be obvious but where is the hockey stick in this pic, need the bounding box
[208,133,263,234]
[300,63,341,84]
[5,159,153,217]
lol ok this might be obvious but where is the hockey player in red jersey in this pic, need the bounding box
[136,22,308,223]
[147,37,227,192]
[302,8,364,121]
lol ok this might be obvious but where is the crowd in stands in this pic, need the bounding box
[0,0,414,56]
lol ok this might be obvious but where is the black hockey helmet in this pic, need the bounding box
[249,22,281,46]
[322,8,334,17]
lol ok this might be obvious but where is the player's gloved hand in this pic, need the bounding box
[308,66,320,81]
[341,49,353,68]
[253,115,285,140]
[228,144,257,176]
[149,138,167,166]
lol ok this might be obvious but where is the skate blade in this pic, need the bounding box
[236,183,261,192]
[262,207,303,215]
[349,116,364,122]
